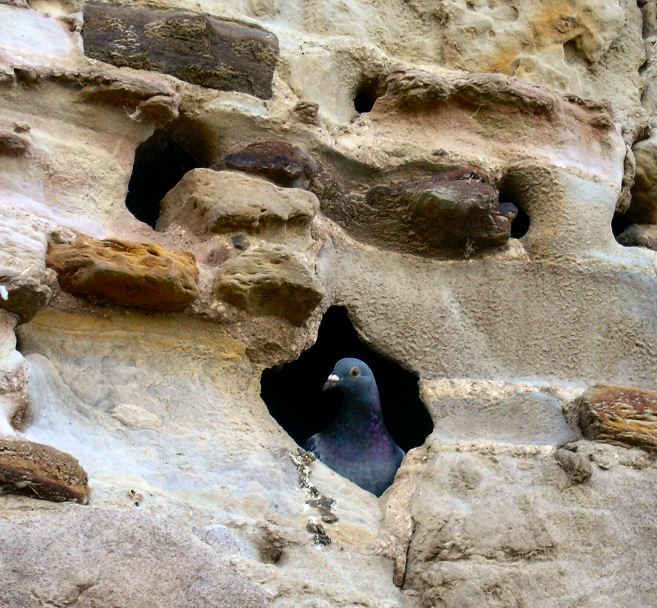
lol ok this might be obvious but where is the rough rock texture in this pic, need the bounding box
[47,236,199,311]
[214,246,324,324]
[157,169,318,247]
[223,141,321,188]
[578,384,657,452]
[3,0,657,606]
[0,509,271,608]
[0,438,90,503]
[0,309,28,436]
[630,121,657,223]
[358,167,511,257]
[82,3,279,99]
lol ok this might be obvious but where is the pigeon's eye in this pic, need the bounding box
[349,367,361,377]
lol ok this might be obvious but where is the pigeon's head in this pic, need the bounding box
[322,358,376,395]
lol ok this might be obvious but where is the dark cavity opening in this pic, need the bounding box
[261,306,433,453]
[612,210,633,241]
[498,186,530,239]
[353,78,380,114]
[126,128,202,228]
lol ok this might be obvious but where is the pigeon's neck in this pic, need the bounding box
[327,385,391,445]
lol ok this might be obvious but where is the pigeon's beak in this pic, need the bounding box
[322,373,340,391]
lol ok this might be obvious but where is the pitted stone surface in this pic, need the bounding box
[46,237,199,311]
[214,245,324,324]
[157,169,318,246]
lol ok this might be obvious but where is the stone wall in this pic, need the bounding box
[1,0,657,607]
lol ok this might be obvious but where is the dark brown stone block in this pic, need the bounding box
[332,166,512,257]
[82,3,279,99]
[0,439,90,504]
[223,141,321,188]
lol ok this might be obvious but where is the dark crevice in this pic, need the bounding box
[126,127,205,228]
[612,210,633,242]
[354,78,381,114]
[498,185,530,239]
[260,306,433,453]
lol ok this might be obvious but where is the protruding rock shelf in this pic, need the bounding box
[214,245,324,324]
[82,3,279,99]
[223,141,321,188]
[578,384,657,452]
[0,439,90,504]
[47,236,199,312]
[362,166,513,256]
[157,169,318,246]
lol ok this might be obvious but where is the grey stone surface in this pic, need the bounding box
[0,508,271,608]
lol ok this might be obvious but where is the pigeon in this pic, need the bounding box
[303,358,404,497]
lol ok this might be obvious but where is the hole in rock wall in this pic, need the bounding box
[126,128,203,228]
[509,205,530,239]
[260,306,433,453]
[498,185,530,239]
[353,78,381,114]
[612,210,633,241]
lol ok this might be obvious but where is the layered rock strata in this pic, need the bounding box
[578,384,657,452]
[1,0,657,607]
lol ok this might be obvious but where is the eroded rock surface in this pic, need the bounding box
[47,236,199,311]
[157,169,318,247]
[82,3,279,98]
[0,509,270,608]
[578,384,657,452]
[214,245,324,324]
[2,0,657,606]
[0,439,90,503]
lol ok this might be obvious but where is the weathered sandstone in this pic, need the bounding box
[2,0,657,606]
[157,169,318,247]
[214,245,324,324]
[82,3,279,99]
[46,236,199,311]
[578,384,657,452]
[0,438,90,503]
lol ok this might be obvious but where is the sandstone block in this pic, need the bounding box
[214,246,324,324]
[157,170,318,246]
[360,167,511,257]
[577,384,657,452]
[46,236,199,312]
[0,439,90,504]
[223,141,321,188]
[82,3,279,99]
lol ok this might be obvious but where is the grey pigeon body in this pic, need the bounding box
[303,358,404,497]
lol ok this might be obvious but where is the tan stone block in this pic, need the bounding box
[46,236,199,311]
